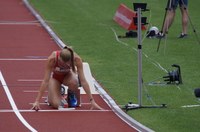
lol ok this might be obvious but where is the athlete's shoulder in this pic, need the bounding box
[47,51,55,59]
[73,53,83,67]
[46,51,57,66]
[74,53,82,62]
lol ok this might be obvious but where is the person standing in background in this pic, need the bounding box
[157,0,188,38]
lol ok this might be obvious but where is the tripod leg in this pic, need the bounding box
[157,0,172,52]
[157,10,167,52]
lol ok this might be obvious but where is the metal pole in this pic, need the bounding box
[123,3,167,111]
[137,8,142,107]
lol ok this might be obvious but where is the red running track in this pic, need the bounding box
[0,0,150,132]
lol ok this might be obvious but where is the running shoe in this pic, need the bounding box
[60,98,68,108]
[68,90,77,107]
[178,33,188,38]
[60,85,65,95]
[44,96,51,106]
[156,32,165,39]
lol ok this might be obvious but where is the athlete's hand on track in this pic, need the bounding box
[31,101,41,111]
[90,100,104,110]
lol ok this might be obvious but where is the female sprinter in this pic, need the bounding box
[32,46,103,111]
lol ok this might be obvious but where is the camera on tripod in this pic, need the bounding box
[163,64,182,84]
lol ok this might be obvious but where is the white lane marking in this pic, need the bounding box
[29,102,91,105]
[0,71,37,132]
[23,90,48,93]
[0,58,46,61]
[0,20,40,25]
[0,20,58,25]
[0,21,40,25]
[181,105,200,108]
[0,23,40,25]
[18,79,43,82]
[0,109,112,112]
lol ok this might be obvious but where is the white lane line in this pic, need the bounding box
[29,102,91,105]
[18,79,43,82]
[0,58,46,61]
[181,105,200,108]
[0,71,37,132]
[0,109,112,113]
[0,23,40,25]
[23,90,48,93]
[0,20,40,25]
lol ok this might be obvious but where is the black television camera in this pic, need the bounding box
[163,64,182,84]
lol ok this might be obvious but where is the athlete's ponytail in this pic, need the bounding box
[63,46,76,72]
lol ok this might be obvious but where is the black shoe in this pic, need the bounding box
[178,33,188,38]
[156,32,165,39]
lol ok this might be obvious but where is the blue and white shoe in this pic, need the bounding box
[68,90,77,107]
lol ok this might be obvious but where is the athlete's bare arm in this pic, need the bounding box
[74,54,103,110]
[32,52,56,111]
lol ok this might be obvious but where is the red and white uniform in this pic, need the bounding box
[52,51,72,83]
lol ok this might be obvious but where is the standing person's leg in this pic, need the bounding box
[162,10,176,35]
[48,78,62,108]
[163,0,180,34]
[179,0,188,37]
[158,0,177,38]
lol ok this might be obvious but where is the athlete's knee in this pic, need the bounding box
[49,99,60,109]
[70,79,79,87]
[64,77,79,88]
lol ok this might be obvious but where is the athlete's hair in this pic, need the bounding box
[60,46,76,72]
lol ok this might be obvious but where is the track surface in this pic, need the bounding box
[0,0,138,132]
